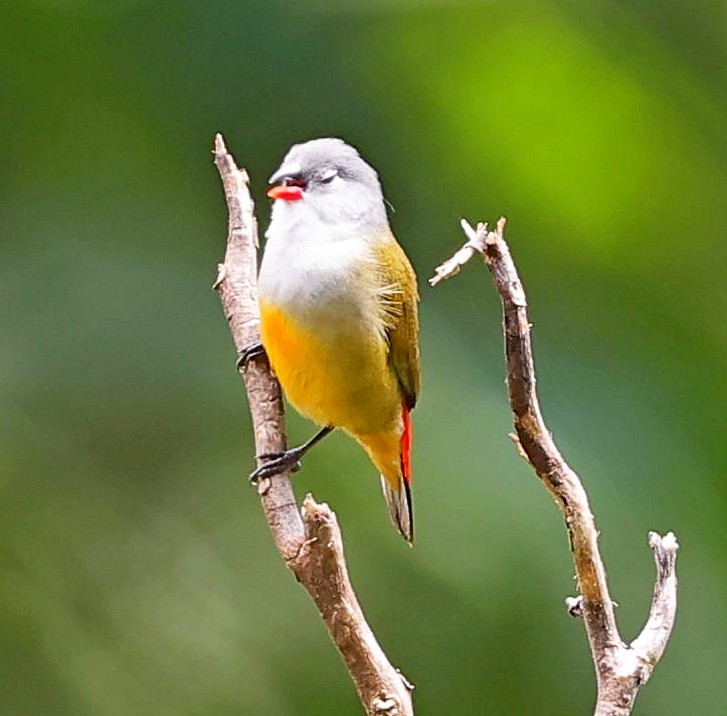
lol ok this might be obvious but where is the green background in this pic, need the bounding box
[2,1,725,714]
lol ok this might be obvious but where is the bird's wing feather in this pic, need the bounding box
[373,237,420,409]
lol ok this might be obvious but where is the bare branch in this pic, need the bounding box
[430,218,679,716]
[629,532,679,680]
[213,134,413,716]
[428,219,488,285]
[296,496,415,716]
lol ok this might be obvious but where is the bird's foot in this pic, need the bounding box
[248,426,334,483]
[249,448,305,482]
[236,341,266,371]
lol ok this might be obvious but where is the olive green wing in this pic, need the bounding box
[374,237,420,410]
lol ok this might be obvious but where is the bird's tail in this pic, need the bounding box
[380,405,414,544]
[381,473,413,545]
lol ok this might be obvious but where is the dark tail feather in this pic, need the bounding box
[381,474,414,545]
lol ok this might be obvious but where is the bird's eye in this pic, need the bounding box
[320,169,338,184]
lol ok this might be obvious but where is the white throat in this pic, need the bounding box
[258,201,386,332]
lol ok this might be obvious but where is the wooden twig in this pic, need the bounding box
[430,218,679,716]
[212,133,413,716]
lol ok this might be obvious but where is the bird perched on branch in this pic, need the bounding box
[246,138,420,544]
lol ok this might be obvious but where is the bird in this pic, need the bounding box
[246,138,420,544]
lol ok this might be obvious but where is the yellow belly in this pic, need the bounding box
[259,300,402,442]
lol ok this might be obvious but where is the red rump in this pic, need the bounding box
[400,404,412,485]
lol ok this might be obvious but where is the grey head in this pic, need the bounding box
[268,138,389,235]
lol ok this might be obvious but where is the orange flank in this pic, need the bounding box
[259,299,406,483]
[258,299,333,423]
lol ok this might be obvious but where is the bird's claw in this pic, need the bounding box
[249,450,303,482]
[248,427,332,483]
[236,341,266,371]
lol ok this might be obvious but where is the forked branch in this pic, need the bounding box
[430,218,679,716]
[212,133,413,716]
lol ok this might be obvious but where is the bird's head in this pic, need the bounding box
[267,138,388,235]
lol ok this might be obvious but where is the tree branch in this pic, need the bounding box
[430,218,679,716]
[212,134,413,716]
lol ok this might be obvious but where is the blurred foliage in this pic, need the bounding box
[1,1,725,714]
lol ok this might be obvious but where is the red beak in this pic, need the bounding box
[267,185,304,201]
